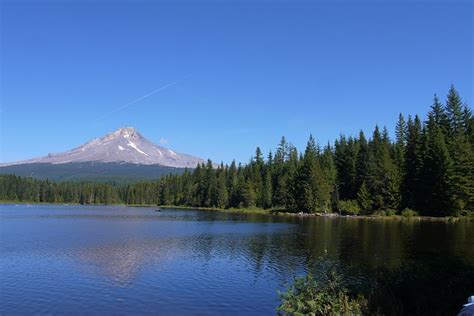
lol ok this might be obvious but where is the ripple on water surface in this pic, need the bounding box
[1,204,473,315]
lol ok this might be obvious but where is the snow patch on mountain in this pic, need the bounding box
[127,141,149,156]
[168,149,177,156]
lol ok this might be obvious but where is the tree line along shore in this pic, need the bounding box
[1,86,473,219]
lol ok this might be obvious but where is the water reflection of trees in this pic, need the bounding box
[75,215,474,289]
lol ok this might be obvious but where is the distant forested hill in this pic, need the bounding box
[0,162,185,184]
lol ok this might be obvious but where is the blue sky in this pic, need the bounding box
[1,0,472,164]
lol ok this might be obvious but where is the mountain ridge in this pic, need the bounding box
[1,127,207,168]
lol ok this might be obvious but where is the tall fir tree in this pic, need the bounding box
[394,113,407,173]
[444,87,474,213]
[446,85,465,138]
[402,115,424,210]
[422,114,455,216]
[293,135,319,213]
[216,167,229,208]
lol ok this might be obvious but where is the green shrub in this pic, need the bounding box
[337,200,361,215]
[386,209,397,216]
[277,272,366,315]
[373,210,386,216]
[401,208,418,217]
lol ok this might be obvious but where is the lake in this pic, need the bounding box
[1,204,473,315]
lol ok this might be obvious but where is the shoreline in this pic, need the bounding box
[158,205,473,222]
[1,201,472,222]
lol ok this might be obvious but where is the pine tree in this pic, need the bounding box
[227,160,239,208]
[293,135,330,213]
[255,147,264,167]
[285,144,300,211]
[335,136,358,200]
[463,107,474,145]
[216,168,228,209]
[273,137,289,207]
[402,115,424,210]
[444,86,474,214]
[394,113,406,172]
[430,94,449,136]
[251,147,265,207]
[241,179,256,208]
[357,182,371,214]
[367,126,399,211]
[314,160,332,213]
[261,170,273,209]
[296,135,318,212]
[355,131,370,190]
[446,85,465,138]
[450,132,474,213]
[321,143,337,210]
[275,136,289,164]
[423,115,454,216]
[203,160,216,207]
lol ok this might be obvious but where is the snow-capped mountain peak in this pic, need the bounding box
[2,128,206,168]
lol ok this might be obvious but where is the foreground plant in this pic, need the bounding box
[277,271,367,315]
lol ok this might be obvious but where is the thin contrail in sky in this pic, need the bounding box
[95,80,178,121]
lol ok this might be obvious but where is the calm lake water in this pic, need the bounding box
[1,204,473,315]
